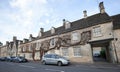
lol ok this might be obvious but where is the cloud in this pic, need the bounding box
[0,0,65,45]
[0,0,100,45]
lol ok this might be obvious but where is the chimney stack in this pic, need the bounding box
[99,2,105,13]
[83,10,87,18]
[0,42,3,46]
[30,34,33,38]
[6,41,9,46]
[13,36,17,41]
[38,28,44,37]
[63,19,66,26]
[40,28,44,33]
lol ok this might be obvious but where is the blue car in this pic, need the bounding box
[12,56,28,63]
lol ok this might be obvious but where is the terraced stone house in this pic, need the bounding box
[0,2,120,63]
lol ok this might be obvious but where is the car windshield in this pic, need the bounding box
[56,55,65,59]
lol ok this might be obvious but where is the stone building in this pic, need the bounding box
[0,36,20,57]
[0,2,120,63]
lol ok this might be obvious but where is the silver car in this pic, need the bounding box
[41,54,70,66]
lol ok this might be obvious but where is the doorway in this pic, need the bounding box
[90,41,112,63]
[92,46,109,62]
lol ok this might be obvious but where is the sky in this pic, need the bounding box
[0,0,120,45]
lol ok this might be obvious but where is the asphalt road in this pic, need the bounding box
[0,61,120,72]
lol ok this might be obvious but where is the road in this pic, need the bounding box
[0,61,120,72]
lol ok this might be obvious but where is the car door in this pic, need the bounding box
[45,54,52,64]
[50,55,58,64]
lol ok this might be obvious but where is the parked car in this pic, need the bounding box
[6,56,16,62]
[12,56,28,63]
[0,57,7,61]
[41,54,70,66]
[93,53,100,57]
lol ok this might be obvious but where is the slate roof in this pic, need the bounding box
[39,12,112,39]
[111,14,120,30]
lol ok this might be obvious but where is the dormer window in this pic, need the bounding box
[63,19,71,29]
[38,32,42,37]
[23,38,29,43]
[51,27,55,34]
[65,21,71,29]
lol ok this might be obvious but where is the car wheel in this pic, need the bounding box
[57,61,62,66]
[42,61,46,65]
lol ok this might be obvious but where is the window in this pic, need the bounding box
[36,42,40,50]
[26,45,29,51]
[50,38,55,46]
[73,47,81,57]
[35,52,40,59]
[29,53,32,58]
[29,45,32,51]
[50,50,55,54]
[38,32,42,37]
[51,27,55,34]
[21,47,23,52]
[61,48,69,56]
[44,54,51,58]
[65,21,71,29]
[23,47,26,52]
[93,27,102,37]
[72,32,79,41]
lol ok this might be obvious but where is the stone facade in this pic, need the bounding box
[0,2,120,63]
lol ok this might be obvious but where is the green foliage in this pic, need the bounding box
[100,48,106,59]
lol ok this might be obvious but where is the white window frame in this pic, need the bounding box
[36,42,40,50]
[61,48,69,57]
[92,26,102,37]
[50,38,55,46]
[65,21,71,29]
[73,46,81,57]
[72,32,79,41]
[51,27,55,34]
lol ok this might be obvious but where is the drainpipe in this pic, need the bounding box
[113,39,119,63]
[112,25,119,63]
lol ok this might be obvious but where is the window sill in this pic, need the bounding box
[73,56,82,57]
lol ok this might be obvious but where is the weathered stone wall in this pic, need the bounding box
[91,22,113,41]
[0,45,7,57]
[113,29,120,63]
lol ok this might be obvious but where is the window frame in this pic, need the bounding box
[92,26,102,37]
[50,38,55,47]
[65,21,71,29]
[72,32,80,41]
[61,48,69,57]
[73,46,81,57]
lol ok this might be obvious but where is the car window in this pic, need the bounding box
[44,54,51,58]
[51,55,56,58]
